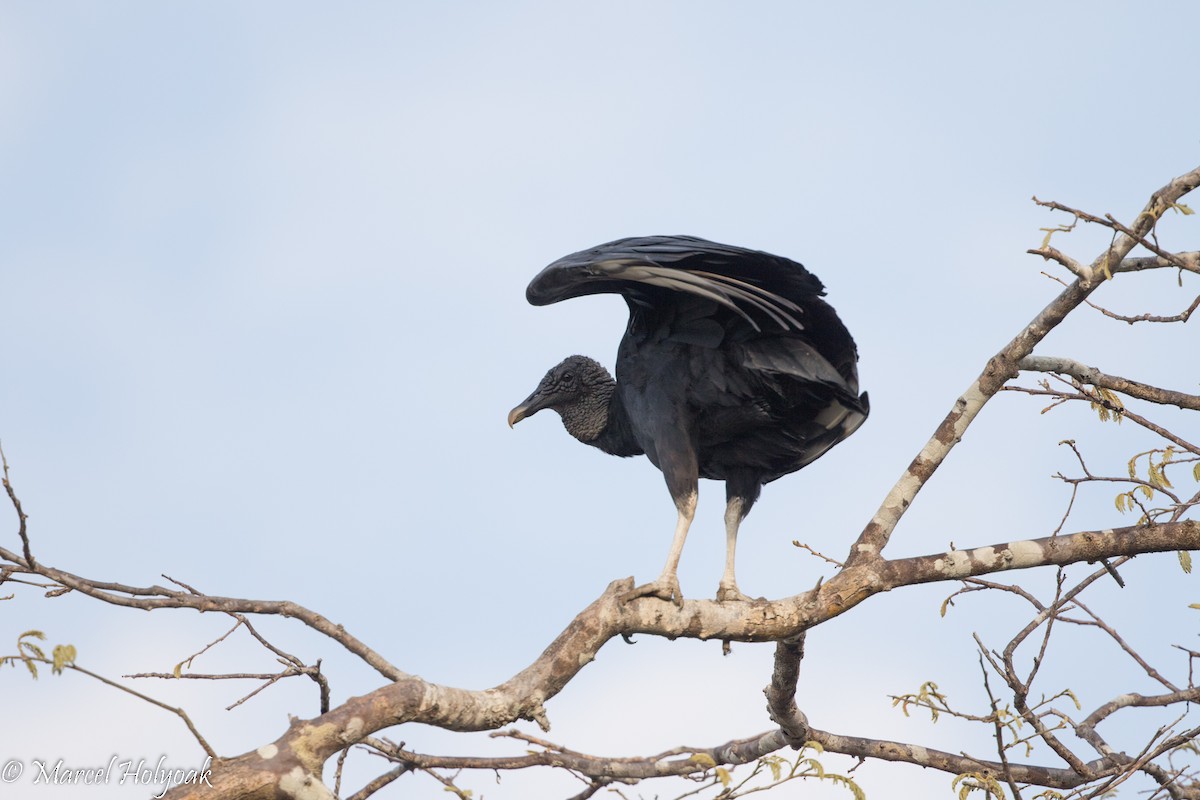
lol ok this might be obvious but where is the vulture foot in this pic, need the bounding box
[621,575,684,607]
[715,583,753,603]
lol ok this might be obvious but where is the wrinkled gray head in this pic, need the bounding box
[507,355,615,443]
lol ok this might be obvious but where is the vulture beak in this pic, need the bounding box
[507,389,549,428]
[507,403,530,428]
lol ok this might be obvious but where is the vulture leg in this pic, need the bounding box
[622,490,696,607]
[716,478,760,602]
[716,497,750,602]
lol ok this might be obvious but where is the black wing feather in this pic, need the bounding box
[527,235,861,395]
[526,235,825,333]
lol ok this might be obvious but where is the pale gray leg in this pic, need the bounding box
[716,496,752,602]
[621,490,696,607]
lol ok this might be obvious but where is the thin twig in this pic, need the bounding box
[31,657,217,758]
[0,442,33,568]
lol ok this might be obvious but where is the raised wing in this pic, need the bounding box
[525,235,827,333]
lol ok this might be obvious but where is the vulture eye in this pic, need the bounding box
[561,371,575,383]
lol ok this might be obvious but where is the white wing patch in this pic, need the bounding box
[598,260,804,331]
[815,400,852,430]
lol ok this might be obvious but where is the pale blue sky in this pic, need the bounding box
[2,3,1198,798]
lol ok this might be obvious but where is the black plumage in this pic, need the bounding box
[508,235,868,604]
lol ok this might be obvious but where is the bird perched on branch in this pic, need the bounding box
[508,236,868,605]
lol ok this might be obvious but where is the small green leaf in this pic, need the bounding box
[689,753,717,768]
[51,644,76,676]
[17,630,47,665]
[1153,463,1174,489]
[173,662,184,678]
[1180,551,1193,574]
[715,767,732,787]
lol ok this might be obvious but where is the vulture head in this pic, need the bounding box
[507,355,616,444]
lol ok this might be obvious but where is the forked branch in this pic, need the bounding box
[848,165,1200,566]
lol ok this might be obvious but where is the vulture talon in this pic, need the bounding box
[510,236,867,601]
[621,576,683,607]
[715,584,754,603]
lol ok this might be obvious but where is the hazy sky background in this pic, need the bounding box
[2,3,1198,798]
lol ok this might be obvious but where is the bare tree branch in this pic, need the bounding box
[1020,355,1200,411]
[0,544,404,683]
[849,166,1200,566]
[1113,250,1200,275]
[1065,598,1181,692]
[15,656,218,759]
[0,443,33,568]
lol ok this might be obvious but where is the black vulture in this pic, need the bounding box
[508,235,868,604]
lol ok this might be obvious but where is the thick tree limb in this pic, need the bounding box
[764,635,809,746]
[363,731,788,782]
[360,726,1106,792]
[876,522,1199,588]
[1112,250,1200,274]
